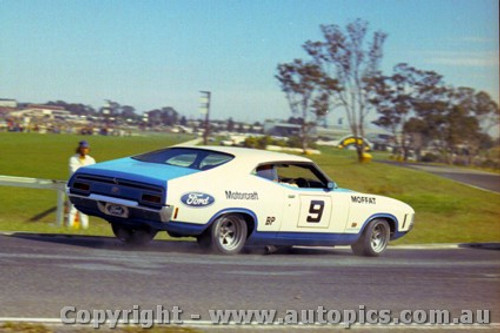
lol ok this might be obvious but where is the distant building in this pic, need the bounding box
[0,99,18,120]
[365,133,395,151]
[9,104,70,120]
[264,120,303,137]
[0,98,18,108]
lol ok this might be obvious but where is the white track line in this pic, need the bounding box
[0,318,499,330]
[1,231,498,251]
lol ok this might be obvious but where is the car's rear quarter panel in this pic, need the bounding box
[345,194,414,234]
[166,167,286,233]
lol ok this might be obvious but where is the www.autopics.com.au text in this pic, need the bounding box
[60,305,491,328]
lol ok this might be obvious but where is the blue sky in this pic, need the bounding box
[1,0,498,122]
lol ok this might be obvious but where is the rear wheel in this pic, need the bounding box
[209,214,247,254]
[351,219,390,257]
[111,223,157,245]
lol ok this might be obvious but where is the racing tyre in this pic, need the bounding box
[351,219,390,257]
[111,223,157,246]
[210,214,248,255]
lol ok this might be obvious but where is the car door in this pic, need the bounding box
[297,193,332,229]
[277,163,349,233]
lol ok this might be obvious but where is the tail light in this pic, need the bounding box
[142,194,162,205]
[73,182,90,191]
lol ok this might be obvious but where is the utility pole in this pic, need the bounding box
[102,100,111,132]
[200,91,211,145]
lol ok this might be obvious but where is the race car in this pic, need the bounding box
[67,145,415,256]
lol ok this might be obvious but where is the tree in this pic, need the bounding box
[145,107,178,126]
[303,19,387,161]
[47,100,97,116]
[98,100,141,124]
[404,117,430,161]
[275,59,335,152]
[227,117,235,132]
[160,107,178,126]
[100,100,121,117]
[179,116,188,127]
[471,91,499,135]
[120,105,137,120]
[371,63,443,160]
[287,117,303,125]
[412,86,498,164]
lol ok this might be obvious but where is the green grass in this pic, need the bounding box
[0,322,52,333]
[0,322,201,333]
[0,132,498,244]
[308,148,500,244]
[0,132,192,238]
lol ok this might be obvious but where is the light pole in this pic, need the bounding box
[200,91,211,145]
[102,100,111,132]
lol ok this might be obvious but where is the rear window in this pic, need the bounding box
[132,148,233,171]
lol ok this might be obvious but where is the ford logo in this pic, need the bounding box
[181,192,215,207]
[108,205,125,216]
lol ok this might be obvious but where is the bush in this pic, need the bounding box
[421,153,439,163]
[480,159,500,169]
[243,136,272,149]
[287,136,318,149]
[243,135,318,150]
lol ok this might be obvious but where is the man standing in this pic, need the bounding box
[68,140,96,229]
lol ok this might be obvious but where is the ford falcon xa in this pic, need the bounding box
[67,146,415,256]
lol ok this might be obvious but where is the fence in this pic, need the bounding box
[0,175,67,226]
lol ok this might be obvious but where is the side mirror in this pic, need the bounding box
[327,181,337,190]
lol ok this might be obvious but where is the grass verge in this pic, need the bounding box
[309,149,499,244]
[0,322,201,333]
[0,132,498,244]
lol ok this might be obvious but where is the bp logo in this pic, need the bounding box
[181,192,215,207]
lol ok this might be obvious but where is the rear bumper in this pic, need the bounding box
[68,192,174,229]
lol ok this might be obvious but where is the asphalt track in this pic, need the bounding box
[380,161,500,193]
[0,233,499,331]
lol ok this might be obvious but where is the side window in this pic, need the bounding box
[255,164,278,181]
[253,163,329,189]
[275,164,328,189]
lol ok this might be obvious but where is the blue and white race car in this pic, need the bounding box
[67,146,414,256]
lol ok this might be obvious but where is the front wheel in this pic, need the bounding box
[351,219,390,257]
[111,223,157,246]
[209,214,248,254]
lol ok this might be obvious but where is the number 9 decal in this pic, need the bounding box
[307,200,325,223]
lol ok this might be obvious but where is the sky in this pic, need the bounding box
[1,0,498,123]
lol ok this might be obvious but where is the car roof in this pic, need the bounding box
[174,145,313,166]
